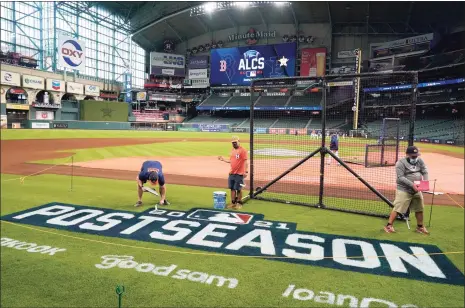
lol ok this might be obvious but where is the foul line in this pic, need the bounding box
[434,183,464,209]
[2,220,464,260]
[1,156,73,184]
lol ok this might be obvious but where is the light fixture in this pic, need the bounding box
[204,2,217,13]
[235,1,250,8]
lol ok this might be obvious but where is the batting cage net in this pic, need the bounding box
[247,71,417,218]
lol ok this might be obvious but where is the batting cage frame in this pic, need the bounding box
[244,71,418,219]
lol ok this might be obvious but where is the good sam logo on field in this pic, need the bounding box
[1,203,463,286]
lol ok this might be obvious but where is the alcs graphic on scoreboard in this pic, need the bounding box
[211,42,296,86]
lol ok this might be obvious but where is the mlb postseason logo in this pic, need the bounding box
[58,35,86,71]
[2,202,464,286]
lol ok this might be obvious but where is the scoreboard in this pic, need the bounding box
[210,42,296,86]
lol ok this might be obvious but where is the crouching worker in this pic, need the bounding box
[135,160,168,207]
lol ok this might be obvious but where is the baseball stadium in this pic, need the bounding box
[1,1,464,307]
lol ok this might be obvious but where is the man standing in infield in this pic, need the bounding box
[218,136,248,210]
[384,146,429,234]
[135,160,168,207]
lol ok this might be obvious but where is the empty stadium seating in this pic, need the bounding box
[200,95,230,107]
[289,93,322,107]
[186,115,219,124]
[238,118,277,128]
[225,96,253,107]
[273,117,309,128]
[255,96,289,107]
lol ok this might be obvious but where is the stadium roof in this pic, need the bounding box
[98,1,465,51]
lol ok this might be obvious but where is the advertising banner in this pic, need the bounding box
[1,71,21,87]
[188,56,209,69]
[166,124,175,131]
[22,75,45,90]
[6,104,29,110]
[231,127,247,133]
[31,122,50,129]
[253,128,268,134]
[136,92,147,101]
[151,67,185,77]
[289,128,307,135]
[58,35,86,71]
[150,52,185,68]
[300,48,326,77]
[337,50,358,59]
[46,79,65,92]
[35,111,54,120]
[66,82,84,95]
[210,42,297,86]
[53,123,68,129]
[188,69,208,79]
[269,128,287,135]
[85,85,100,96]
[445,140,456,145]
[178,127,200,132]
[1,115,7,129]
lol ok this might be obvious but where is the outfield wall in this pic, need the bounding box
[27,120,131,130]
[80,100,129,122]
[18,120,461,145]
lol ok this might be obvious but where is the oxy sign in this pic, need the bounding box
[1,202,464,286]
[58,35,86,71]
[85,85,100,96]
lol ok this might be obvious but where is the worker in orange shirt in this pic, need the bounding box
[218,136,248,210]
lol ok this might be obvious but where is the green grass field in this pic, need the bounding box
[1,130,464,307]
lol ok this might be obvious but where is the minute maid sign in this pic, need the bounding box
[2,203,463,286]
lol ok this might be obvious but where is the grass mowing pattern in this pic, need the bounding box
[1,173,464,307]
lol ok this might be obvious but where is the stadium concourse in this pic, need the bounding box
[1,1,464,308]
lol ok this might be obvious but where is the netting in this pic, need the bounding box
[248,72,417,218]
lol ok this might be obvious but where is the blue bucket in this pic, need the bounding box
[213,191,227,209]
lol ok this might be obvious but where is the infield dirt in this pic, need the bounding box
[1,138,463,206]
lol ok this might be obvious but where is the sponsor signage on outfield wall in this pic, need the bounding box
[2,203,463,285]
[66,82,84,95]
[232,128,247,133]
[31,122,50,129]
[22,75,45,90]
[58,35,86,71]
[52,123,69,129]
[6,104,29,110]
[196,106,322,111]
[1,71,21,86]
[46,79,65,92]
[85,85,100,96]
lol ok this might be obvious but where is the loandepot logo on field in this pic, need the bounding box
[1,203,464,286]
[61,39,84,67]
